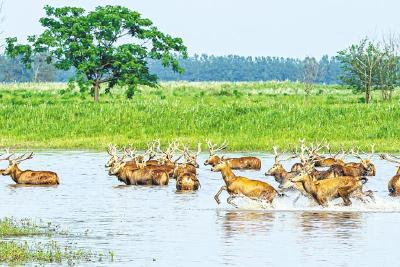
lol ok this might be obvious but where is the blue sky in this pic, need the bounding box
[3,0,399,58]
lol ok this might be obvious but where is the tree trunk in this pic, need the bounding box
[365,85,371,104]
[93,81,100,102]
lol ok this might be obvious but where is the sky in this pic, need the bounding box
[2,0,400,58]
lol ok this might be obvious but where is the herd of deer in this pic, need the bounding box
[2,139,400,208]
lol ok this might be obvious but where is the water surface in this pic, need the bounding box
[0,151,399,266]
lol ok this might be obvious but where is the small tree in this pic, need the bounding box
[376,36,400,100]
[6,5,187,101]
[337,38,382,104]
[302,56,319,95]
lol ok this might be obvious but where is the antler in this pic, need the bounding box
[107,144,118,156]
[206,140,227,155]
[350,147,364,160]
[272,146,280,163]
[380,153,400,164]
[124,145,136,159]
[12,152,34,163]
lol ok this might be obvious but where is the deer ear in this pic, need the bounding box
[221,156,225,161]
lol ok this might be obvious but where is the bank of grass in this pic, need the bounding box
[0,218,105,265]
[0,81,400,152]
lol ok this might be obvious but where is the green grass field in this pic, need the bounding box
[1,81,400,152]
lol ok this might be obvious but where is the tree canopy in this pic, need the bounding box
[6,5,187,101]
[337,37,400,103]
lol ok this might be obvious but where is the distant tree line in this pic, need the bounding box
[0,53,342,84]
[148,54,342,84]
[0,54,74,82]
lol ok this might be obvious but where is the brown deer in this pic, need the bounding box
[176,172,200,191]
[173,150,200,190]
[328,147,376,177]
[290,169,368,207]
[108,157,169,186]
[2,152,60,185]
[178,143,201,168]
[204,140,261,170]
[380,154,400,196]
[311,144,346,167]
[212,160,281,207]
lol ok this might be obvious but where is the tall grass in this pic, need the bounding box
[1,81,400,151]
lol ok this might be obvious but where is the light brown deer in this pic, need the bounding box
[380,154,400,196]
[174,150,200,190]
[108,157,169,186]
[212,160,281,207]
[2,152,60,185]
[204,140,261,170]
[290,171,368,206]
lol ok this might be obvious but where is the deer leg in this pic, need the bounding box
[292,193,301,206]
[340,193,352,206]
[227,195,239,208]
[364,190,375,202]
[214,186,227,205]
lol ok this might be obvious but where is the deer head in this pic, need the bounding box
[204,140,227,166]
[3,152,34,175]
[108,155,126,175]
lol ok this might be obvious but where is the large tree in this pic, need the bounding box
[6,5,187,101]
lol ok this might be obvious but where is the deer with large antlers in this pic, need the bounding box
[380,154,400,196]
[212,160,283,208]
[173,145,200,190]
[108,156,169,185]
[283,141,373,206]
[204,140,261,170]
[2,152,60,185]
[329,146,376,177]
[312,144,346,167]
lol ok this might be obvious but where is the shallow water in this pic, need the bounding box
[0,151,399,266]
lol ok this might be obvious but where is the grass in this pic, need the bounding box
[0,81,400,152]
[0,217,110,265]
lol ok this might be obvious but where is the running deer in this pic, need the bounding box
[212,160,282,207]
[2,152,60,185]
[287,143,371,206]
[380,154,400,196]
[204,140,261,170]
[329,146,376,177]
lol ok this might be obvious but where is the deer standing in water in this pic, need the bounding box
[212,160,282,208]
[2,152,60,185]
[204,140,261,170]
[108,156,169,185]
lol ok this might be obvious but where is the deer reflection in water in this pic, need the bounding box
[218,210,275,238]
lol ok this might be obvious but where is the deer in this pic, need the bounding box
[108,157,169,186]
[289,169,368,207]
[380,154,400,196]
[311,144,346,167]
[2,152,60,185]
[179,143,201,168]
[328,146,376,177]
[289,143,342,180]
[204,140,261,170]
[287,142,373,206]
[172,143,200,179]
[212,160,282,208]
